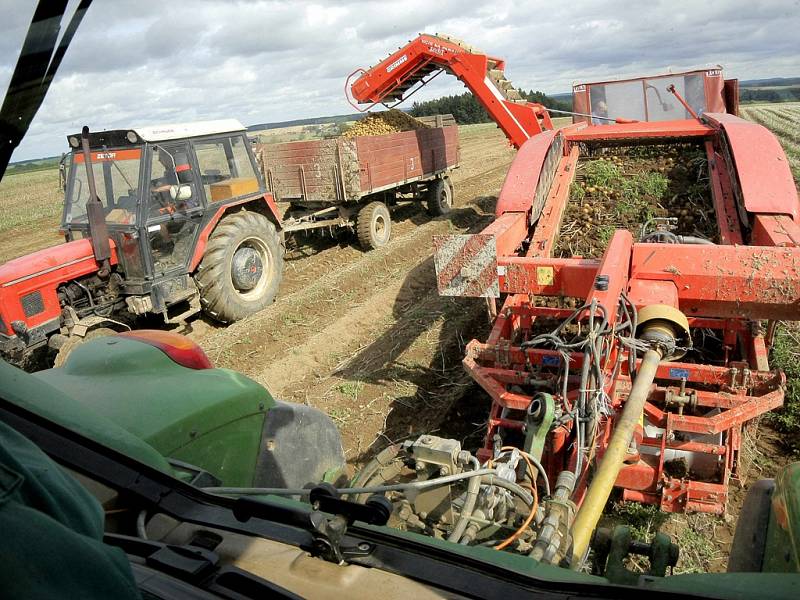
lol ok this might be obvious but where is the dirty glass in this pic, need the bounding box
[590,81,647,123]
[147,144,201,220]
[194,136,258,203]
[644,74,705,121]
[66,149,141,225]
[148,220,199,276]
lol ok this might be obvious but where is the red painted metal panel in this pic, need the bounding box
[565,119,713,142]
[499,256,598,296]
[751,214,800,247]
[260,126,458,202]
[630,243,800,319]
[0,238,118,332]
[705,140,744,245]
[356,126,458,193]
[494,130,560,216]
[704,113,799,221]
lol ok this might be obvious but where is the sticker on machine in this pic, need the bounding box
[669,367,690,380]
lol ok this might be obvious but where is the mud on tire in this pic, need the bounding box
[195,210,283,323]
[356,201,392,250]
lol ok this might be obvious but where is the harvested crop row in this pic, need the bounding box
[555,144,716,258]
[343,109,429,138]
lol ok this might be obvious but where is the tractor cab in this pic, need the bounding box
[62,120,264,310]
[0,119,284,365]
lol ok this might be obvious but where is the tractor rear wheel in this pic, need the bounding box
[356,201,391,250]
[54,327,116,368]
[196,210,283,323]
[426,177,453,216]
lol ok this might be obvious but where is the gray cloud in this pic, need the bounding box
[2,0,798,160]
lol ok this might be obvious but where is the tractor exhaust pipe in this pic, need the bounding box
[80,126,111,277]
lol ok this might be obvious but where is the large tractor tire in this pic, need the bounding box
[54,327,116,368]
[356,201,391,250]
[426,176,453,216]
[196,210,283,323]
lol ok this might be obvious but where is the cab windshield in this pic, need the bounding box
[65,148,142,226]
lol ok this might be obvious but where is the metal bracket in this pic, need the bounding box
[307,485,391,565]
[523,393,556,461]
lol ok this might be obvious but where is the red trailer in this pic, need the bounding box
[256,115,459,249]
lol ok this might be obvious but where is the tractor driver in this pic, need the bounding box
[150,148,181,216]
[148,148,198,271]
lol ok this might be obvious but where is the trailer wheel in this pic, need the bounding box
[196,210,283,323]
[356,201,392,250]
[54,327,115,368]
[427,177,453,216]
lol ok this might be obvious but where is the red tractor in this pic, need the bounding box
[0,120,285,366]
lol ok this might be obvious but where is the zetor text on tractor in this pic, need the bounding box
[0,120,284,365]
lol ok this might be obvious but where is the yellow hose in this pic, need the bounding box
[570,347,663,568]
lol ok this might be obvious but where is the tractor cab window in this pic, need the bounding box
[65,148,142,226]
[147,145,201,220]
[194,135,260,204]
[145,143,202,277]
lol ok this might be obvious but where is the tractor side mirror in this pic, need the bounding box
[169,184,192,202]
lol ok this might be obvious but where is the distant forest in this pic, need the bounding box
[410,91,570,124]
[739,86,800,103]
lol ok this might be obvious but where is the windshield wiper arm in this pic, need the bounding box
[0,0,92,180]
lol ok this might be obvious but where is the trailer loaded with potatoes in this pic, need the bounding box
[256,112,459,249]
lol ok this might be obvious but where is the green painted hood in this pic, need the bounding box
[33,336,274,458]
[0,359,172,475]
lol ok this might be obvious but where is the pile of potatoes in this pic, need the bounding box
[343,109,429,138]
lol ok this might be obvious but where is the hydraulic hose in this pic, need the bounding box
[448,468,482,543]
[205,468,534,506]
[569,346,663,569]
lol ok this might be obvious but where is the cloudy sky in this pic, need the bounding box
[2,0,799,161]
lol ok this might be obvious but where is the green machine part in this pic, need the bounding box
[523,392,555,461]
[591,526,679,584]
[728,462,800,574]
[30,335,345,489]
[762,462,800,573]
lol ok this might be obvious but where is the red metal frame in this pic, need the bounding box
[435,104,800,514]
[188,193,282,272]
[349,34,552,149]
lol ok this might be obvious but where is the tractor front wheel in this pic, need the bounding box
[356,201,391,250]
[196,210,283,323]
[54,327,116,368]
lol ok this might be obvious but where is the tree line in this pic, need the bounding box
[739,86,800,103]
[410,90,570,124]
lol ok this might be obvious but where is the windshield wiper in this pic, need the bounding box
[0,0,92,180]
